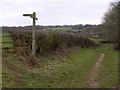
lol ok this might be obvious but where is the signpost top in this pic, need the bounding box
[23,12,38,20]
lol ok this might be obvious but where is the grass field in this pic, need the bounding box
[2,43,118,88]
[2,33,10,36]
[0,33,13,47]
[90,38,107,43]
[0,33,13,53]
[42,27,72,31]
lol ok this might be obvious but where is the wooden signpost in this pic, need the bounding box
[23,12,38,57]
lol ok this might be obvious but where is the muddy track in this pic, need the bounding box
[86,53,105,88]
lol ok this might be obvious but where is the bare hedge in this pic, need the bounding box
[10,30,96,56]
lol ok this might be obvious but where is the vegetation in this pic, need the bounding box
[10,30,96,56]
[41,27,72,31]
[0,33,13,53]
[102,1,119,42]
[101,1,120,50]
[2,47,99,88]
[1,1,119,88]
[1,33,13,47]
[96,44,118,88]
[3,34,13,46]
[2,43,118,88]
[90,38,107,43]
[2,24,97,32]
[2,33,10,36]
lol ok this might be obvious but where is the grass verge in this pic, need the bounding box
[96,44,118,88]
[2,47,99,88]
[2,43,118,88]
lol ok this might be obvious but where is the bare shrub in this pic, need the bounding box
[10,30,96,56]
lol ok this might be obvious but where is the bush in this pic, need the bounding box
[10,30,96,56]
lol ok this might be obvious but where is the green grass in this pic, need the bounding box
[2,44,118,88]
[0,33,13,47]
[0,33,13,53]
[90,38,107,43]
[2,37,13,42]
[2,48,100,88]
[2,68,18,88]
[37,49,99,88]
[2,36,14,48]
[42,27,72,31]
[2,56,28,88]
[2,33,10,36]
[96,44,118,88]
[1,36,13,48]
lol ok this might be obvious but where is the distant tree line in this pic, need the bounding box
[2,24,99,32]
[2,24,103,39]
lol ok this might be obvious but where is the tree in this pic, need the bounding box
[102,1,120,42]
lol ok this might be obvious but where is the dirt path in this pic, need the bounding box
[86,53,105,88]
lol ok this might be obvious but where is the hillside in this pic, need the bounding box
[2,43,118,88]
[1,31,118,88]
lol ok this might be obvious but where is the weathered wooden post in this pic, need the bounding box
[23,12,38,57]
[32,12,36,57]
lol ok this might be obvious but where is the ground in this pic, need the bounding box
[2,43,118,88]
[85,52,105,88]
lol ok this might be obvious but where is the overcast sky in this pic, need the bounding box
[0,0,113,26]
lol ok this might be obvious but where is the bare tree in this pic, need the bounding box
[102,1,120,42]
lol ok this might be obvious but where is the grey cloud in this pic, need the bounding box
[0,0,111,26]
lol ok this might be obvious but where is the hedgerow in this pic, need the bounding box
[10,30,96,56]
